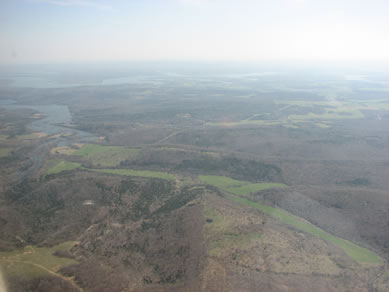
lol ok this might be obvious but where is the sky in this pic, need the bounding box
[1,0,389,64]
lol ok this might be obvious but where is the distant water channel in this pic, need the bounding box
[1,75,163,88]
[1,100,96,145]
[0,100,97,179]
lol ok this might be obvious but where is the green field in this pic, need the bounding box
[200,175,382,264]
[0,242,77,280]
[279,99,389,122]
[199,175,286,195]
[0,147,11,158]
[207,120,281,127]
[287,108,364,121]
[74,144,140,166]
[228,194,383,265]
[45,157,175,180]
[90,168,175,180]
[47,160,81,175]
[208,98,389,128]
[16,132,46,140]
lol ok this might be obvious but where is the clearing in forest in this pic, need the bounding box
[73,144,140,166]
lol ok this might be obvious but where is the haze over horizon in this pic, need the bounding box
[1,0,389,64]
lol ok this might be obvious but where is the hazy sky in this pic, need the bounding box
[1,0,389,63]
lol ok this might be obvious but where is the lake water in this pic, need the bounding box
[0,101,97,145]
[0,101,98,179]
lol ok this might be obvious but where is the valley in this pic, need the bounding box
[1,65,389,291]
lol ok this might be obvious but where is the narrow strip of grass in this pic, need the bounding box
[199,175,286,195]
[89,168,175,180]
[16,133,46,140]
[228,194,383,265]
[47,160,81,175]
[199,175,382,264]
[207,120,281,127]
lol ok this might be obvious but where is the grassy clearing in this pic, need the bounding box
[47,160,81,175]
[204,207,227,232]
[315,122,332,129]
[288,108,364,121]
[74,144,140,167]
[209,231,262,256]
[16,132,47,140]
[383,270,389,280]
[228,194,383,265]
[209,119,303,129]
[203,206,261,256]
[278,99,389,121]
[199,175,286,195]
[0,148,11,158]
[45,157,174,180]
[207,120,281,127]
[0,242,77,280]
[159,146,221,158]
[282,123,299,129]
[50,144,83,155]
[89,168,175,180]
